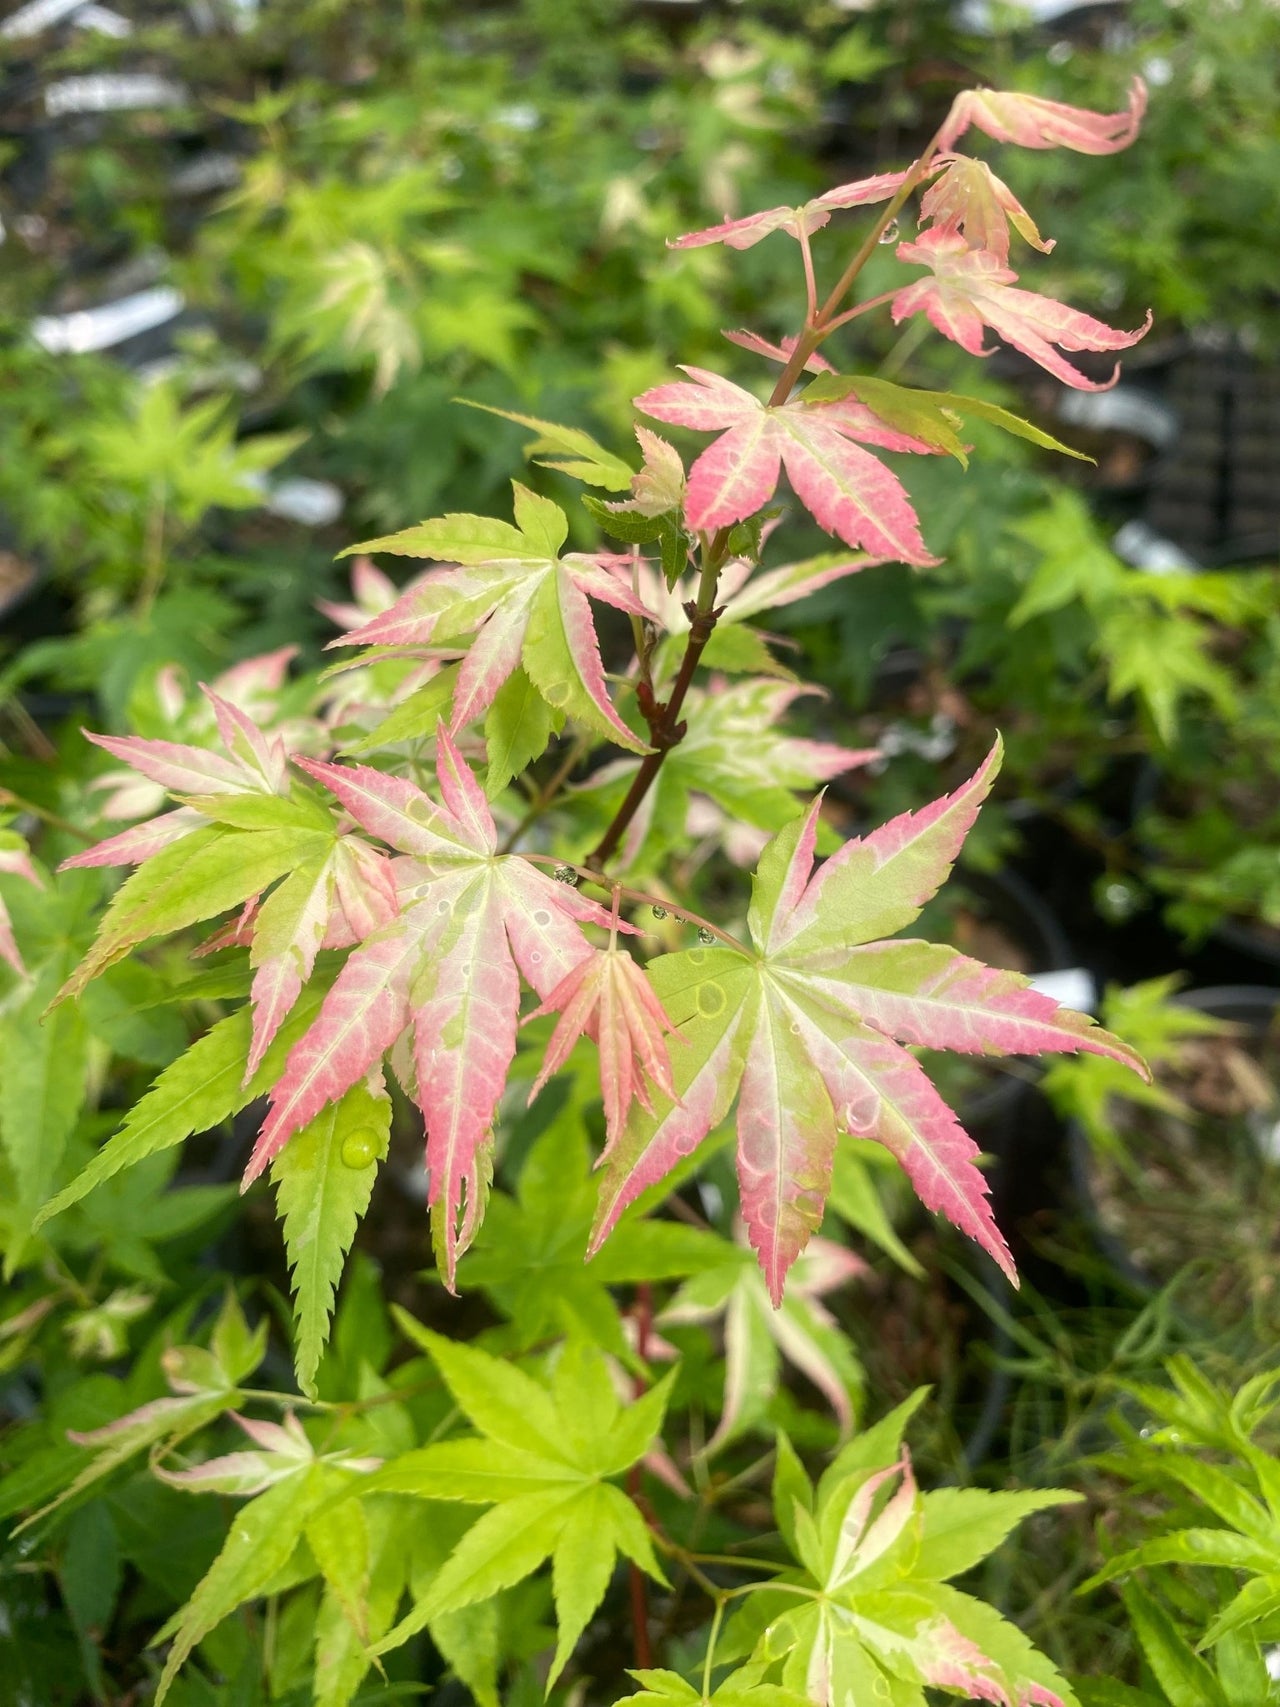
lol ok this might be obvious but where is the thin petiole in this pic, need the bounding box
[823,287,901,336]
[519,854,747,952]
[798,224,819,323]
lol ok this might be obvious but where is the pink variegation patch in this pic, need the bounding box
[636,366,939,563]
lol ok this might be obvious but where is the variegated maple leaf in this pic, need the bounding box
[919,154,1052,261]
[154,1410,380,1496]
[605,426,686,520]
[938,75,1147,156]
[740,1423,1079,1707]
[635,367,940,563]
[86,647,313,828]
[66,685,295,871]
[61,689,398,1071]
[891,228,1151,392]
[589,739,1146,1303]
[527,934,680,1149]
[333,483,652,752]
[242,726,626,1286]
[668,171,908,250]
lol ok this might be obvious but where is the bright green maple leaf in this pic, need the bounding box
[460,1115,731,1357]
[362,1320,671,1686]
[720,1397,1079,1706]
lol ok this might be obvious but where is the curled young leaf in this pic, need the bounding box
[891,228,1151,392]
[938,76,1147,156]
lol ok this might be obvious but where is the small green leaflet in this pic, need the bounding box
[622,1664,811,1707]
[461,1119,730,1358]
[363,1321,669,1686]
[457,400,636,490]
[1,946,89,1270]
[484,665,563,797]
[35,979,330,1230]
[54,824,329,1004]
[583,493,689,589]
[273,1076,392,1397]
[802,373,1092,467]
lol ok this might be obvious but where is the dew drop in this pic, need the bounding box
[530,951,543,965]
[687,948,707,968]
[553,864,578,885]
[532,908,551,926]
[878,218,900,245]
[696,980,726,1019]
[543,680,571,708]
[651,904,668,920]
[790,1022,801,1035]
[697,925,715,946]
[407,798,435,823]
[341,1131,379,1169]
[437,898,451,915]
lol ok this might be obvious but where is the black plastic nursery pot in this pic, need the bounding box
[1068,985,1280,1332]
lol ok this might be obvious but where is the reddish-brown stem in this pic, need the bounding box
[627,1281,655,1669]
[823,287,901,335]
[585,580,724,869]
[520,855,747,950]
[814,120,948,329]
[586,123,948,873]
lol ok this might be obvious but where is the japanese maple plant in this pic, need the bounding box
[30,78,1154,1707]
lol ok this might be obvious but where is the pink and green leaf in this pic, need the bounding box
[938,76,1147,156]
[636,368,937,564]
[892,229,1151,393]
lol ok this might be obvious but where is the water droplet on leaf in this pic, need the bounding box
[407,798,434,823]
[696,980,726,1018]
[341,1131,379,1169]
[544,681,571,708]
[437,898,451,915]
[878,218,900,245]
[687,948,707,968]
[532,908,551,926]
